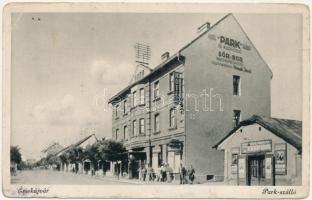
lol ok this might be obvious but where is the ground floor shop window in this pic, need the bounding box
[168,151,181,173]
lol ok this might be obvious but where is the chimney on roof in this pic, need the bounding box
[161,52,170,62]
[197,22,210,34]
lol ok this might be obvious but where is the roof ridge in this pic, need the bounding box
[179,13,233,52]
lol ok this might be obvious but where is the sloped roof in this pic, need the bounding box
[213,115,302,151]
[54,134,98,156]
[73,134,98,147]
[41,142,63,153]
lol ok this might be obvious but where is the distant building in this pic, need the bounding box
[108,13,272,181]
[55,134,100,175]
[25,159,36,166]
[214,115,302,186]
[41,142,63,158]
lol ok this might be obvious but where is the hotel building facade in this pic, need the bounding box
[108,13,272,181]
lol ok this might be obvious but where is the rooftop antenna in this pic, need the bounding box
[134,42,151,67]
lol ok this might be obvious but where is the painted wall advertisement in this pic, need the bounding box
[209,34,252,73]
[231,147,240,174]
[275,143,287,175]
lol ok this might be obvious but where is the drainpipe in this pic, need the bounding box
[177,50,186,165]
[148,80,152,167]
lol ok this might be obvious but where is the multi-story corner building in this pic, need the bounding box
[108,13,272,182]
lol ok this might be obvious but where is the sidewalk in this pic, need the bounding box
[93,175,182,185]
[61,170,182,185]
[57,170,224,185]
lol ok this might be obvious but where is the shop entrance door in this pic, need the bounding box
[247,155,265,186]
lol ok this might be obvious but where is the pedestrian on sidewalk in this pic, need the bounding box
[188,165,195,184]
[179,163,187,184]
[147,165,154,181]
[138,166,142,181]
[160,164,166,182]
[167,165,174,183]
[165,163,171,183]
[155,166,161,182]
[142,165,147,181]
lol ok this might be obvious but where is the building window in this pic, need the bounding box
[233,75,241,96]
[140,88,145,105]
[233,110,241,127]
[169,108,177,128]
[123,100,127,114]
[115,104,119,118]
[154,81,160,99]
[154,113,160,133]
[115,129,119,141]
[132,91,137,107]
[169,72,174,92]
[123,125,128,140]
[132,120,137,136]
[139,118,145,134]
[172,72,183,104]
[158,146,163,167]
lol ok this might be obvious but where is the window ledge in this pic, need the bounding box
[138,103,146,107]
[168,126,177,130]
[130,106,138,111]
[123,113,128,116]
[153,131,161,135]
[167,91,174,95]
[153,97,161,102]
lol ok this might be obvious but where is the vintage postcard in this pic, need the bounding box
[1,2,310,199]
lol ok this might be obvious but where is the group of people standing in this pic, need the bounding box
[179,164,195,184]
[138,163,195,184]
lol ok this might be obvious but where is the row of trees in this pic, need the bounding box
[38,139,126,172]
[11,146,22,165]
[10,145,33,171]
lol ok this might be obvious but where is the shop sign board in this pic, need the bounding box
[241,140,272,154]
[274,143,287,175]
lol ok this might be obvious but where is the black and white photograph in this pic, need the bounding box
[2,2,310,199]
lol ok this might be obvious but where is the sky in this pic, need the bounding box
[11,13,302,160]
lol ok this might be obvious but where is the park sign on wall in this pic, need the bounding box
[209,34,252,73]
